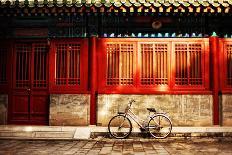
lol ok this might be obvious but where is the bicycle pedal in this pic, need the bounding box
[139,127,147,132]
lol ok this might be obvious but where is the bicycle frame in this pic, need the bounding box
[125,105,158,130]
[126,109,144,128]
[109,100,172,139]
[122,101,169,130]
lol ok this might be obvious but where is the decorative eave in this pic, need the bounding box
[0,0,232,14]
[0,0,232,8]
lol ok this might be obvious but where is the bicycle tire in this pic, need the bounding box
[108,114,132,139]
[148,114,172,139]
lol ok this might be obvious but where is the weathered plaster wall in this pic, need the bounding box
[0,94,7,125]
[222,94,232,126]
[97,95,213,126]
[50,94,90,126]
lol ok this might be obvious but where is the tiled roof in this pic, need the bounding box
[0,0,231,8]
[0,0,231,14]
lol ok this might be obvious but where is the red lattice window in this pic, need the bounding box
[140,43,168,85]
[226,45,232,86]
[175,43,203,86]
[50,39,88,93]
[15,43,48,88]
[0,46,8,85]
[55,44,80,85]
[15,44,31,88]
[106,43,134,85]
[221,43,232,90]
[98,38,209,93]
[33,44,48,88]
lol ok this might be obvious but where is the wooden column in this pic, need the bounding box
[210,36,220,125]
[89,36,97,125]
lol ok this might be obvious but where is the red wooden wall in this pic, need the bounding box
[0,37,231,125]
[97,38,210,94]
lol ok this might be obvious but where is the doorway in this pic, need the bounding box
[8,42,49,125]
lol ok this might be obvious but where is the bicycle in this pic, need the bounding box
[108,99,172,139]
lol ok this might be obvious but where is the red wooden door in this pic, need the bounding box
[9,42,49,125]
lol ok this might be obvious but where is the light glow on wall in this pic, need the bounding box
[24,126,33,132]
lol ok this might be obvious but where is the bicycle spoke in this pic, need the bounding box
[148,114,172,139]
[108,115,132,139]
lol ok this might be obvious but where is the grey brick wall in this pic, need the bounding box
[50,94,90,126]
[48,94,232,126]
[0,94,7,125]
[97,95,213,126]
[222,94,232,126]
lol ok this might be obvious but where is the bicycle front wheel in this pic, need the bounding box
[108,114,132,139]
[148,114,172,139]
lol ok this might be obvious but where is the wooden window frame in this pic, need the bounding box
[32,43,49,89]
[106,43,136,86]
[13,41,49,90]
[49,38,88,93]
[98,40,137,93]
[219,39,232,93]
[98,38,210,94]
[137,41,171,91]
[171,39,210,91]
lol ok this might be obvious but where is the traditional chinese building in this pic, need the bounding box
[0,0,231,127]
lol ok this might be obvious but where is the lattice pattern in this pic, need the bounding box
[15,44,31,88]
[141,44,154,85]
[226,44,232,86]
[140,43,168,85]
[189,44,202,85]
[175,43,202,85]
[55,43,80,85]
[106,43,134,85]
[154,44,168,85]
[106,44,120,85]
[33,44,47,88]
[121,44,134,85]
[0,47,7,85]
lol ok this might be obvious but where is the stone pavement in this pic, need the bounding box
[1,125,232,140]
[0,138,232,155]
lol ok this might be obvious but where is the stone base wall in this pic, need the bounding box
[0,94,7,125]
[97,94,213,126]
[222,94,232,126]
[50,94,90,126]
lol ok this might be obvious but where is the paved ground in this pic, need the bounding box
[0,138,232,155]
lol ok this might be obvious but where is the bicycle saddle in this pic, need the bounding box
[147,108,156,112]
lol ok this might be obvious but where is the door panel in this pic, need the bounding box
[9,42,49,125]
[12,94,29,120]
[30,94,49,121]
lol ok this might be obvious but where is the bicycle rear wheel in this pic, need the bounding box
[108,114,132,139]
[148,114,172,139]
